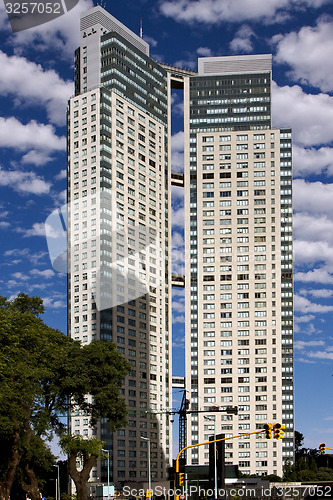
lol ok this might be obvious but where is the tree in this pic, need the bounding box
[61,435,104,500]
[0,294,130,500]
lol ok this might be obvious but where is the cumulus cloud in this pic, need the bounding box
[273,17,333,92]
[294,240,333,268]
[0,51,73,125]
[229,25,255,53]
[0,117,65,152]
[10,0,93,60]
[160,0,330,25]
[23,222,62,238]
[21,150,55,167]
[294,180,333,215]
[293,145,333,178]
[197,47,212,57]
[307,350,333,360]
[272,82,333,147]
[30,269,55,279]
[294,340,325,350]
[0,167,51,195]
[171,131,185,172]
[295,268,333,285]
[300,289,333,298]
[294,295,333,314]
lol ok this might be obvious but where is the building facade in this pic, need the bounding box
[183,56,294,476]
[67,6,172,486]
[67,6,294,486]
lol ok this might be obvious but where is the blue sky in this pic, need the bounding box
[1,0,333,455]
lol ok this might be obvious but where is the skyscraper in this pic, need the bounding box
[183,56,293,476]
[67,6,172,486]
[67,6,293,487]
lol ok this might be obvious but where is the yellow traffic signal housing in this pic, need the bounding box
[319,443,326,455]
[179,472,185,486]
[273,423,285,439]
[264,423,273,439]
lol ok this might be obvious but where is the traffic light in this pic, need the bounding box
[319,443,326,455]
[273,423,285,439]
[175,472,185,487]
[264,423,273,439]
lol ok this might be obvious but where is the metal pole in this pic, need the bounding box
[102,449,110,499]
[148,438,151,493]
[53,465,60,500]
[214,426,217,500]
[55,478,58,500]
[204,416,217,499]
[141,436,151,496]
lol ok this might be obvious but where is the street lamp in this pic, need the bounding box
[204,416,217,500]
[101,449,110,499]
[140,436,151,496]
[53,465,60,500]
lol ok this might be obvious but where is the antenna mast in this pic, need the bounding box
[140,17,143,38]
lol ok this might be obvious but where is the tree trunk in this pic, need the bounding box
[0,424,24,500]
[68,452,98,500]
[21,464,41,500]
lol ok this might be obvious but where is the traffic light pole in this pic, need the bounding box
[175,429,265,500]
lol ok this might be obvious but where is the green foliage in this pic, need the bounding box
[60,435,104,461]
[0,294,131,500]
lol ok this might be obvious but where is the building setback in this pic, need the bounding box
[67,5,294,487]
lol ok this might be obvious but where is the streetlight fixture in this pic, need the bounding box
[140,436,151,497]
[101,449,110,499]
[204,416,217,500]
[53,465,60,500]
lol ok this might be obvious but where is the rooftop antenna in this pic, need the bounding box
[140,17,143,38]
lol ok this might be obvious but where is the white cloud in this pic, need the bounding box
[307,350,333,360]
[293,144,333,178]
[172,206,185,229]
[300,289,333,298]
[0,221,10,228]
[294,240,333,266]
[272,82,333,147]
[21,150,55,167]
[42,297,66,309]
[0,51,73,125]
[197,47,212,57]
[10,0,93,60]
[294,314,315,323]
[23,222,61,238]
[273,17,333,92]
[143,35,158,47]
[160,0,330,25]
[294,340,325,350]
[30,269,55,279]
[229,25,255,53]
[54,170,67,181]
[294,294,333,314]
[171,131,185,172]
[295,268,333,285]
[172,314,185,325]
[294,180,333,216]
[0,167,51,195]
[12,272,29,281]
[173,57,197,70]
[0,117,65,153]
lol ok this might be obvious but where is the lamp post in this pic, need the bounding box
[53,465,60,500]
[204,416,217,500]
[101,449,110,499]
[140,436,151,497]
